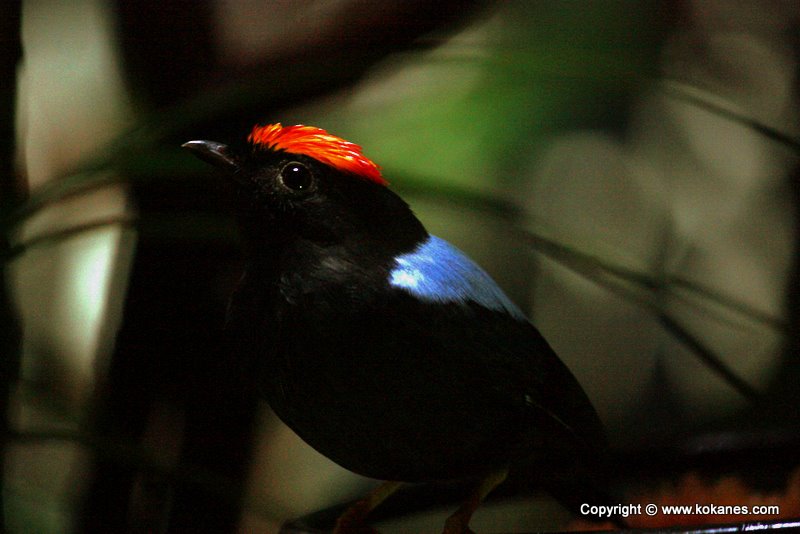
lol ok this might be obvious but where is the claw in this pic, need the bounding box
[441,468,508,534]
[332,480,403,534]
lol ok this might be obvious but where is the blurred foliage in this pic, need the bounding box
[316,1,667,192]
[4,0,800,531]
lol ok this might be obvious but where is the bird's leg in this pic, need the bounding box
[442,468,509,534]
[333,480,404,534]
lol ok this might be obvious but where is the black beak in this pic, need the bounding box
[182,140,238,171]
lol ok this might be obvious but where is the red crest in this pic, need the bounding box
[248,123,386,185]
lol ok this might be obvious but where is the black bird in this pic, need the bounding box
[183,124,607,533]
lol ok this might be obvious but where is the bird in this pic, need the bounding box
[183,123,608,533]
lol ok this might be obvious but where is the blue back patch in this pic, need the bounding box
[389,235,527,321]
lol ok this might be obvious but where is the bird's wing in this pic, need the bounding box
[383,235,604,456]
[387,235,527,321]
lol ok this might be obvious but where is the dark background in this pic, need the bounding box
[1,0,799,531]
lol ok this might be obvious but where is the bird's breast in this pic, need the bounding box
[255,288,551,481]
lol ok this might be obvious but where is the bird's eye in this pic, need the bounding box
[279,162,314,192]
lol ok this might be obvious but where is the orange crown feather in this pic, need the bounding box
[247,123,386,186]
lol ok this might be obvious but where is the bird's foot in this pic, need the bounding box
[332,499,380,534]
[332,481,402,534]
[441,468,508,534]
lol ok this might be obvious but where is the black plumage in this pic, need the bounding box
[183,124,607,532]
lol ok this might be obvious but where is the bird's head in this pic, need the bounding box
[183,123,426,252]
